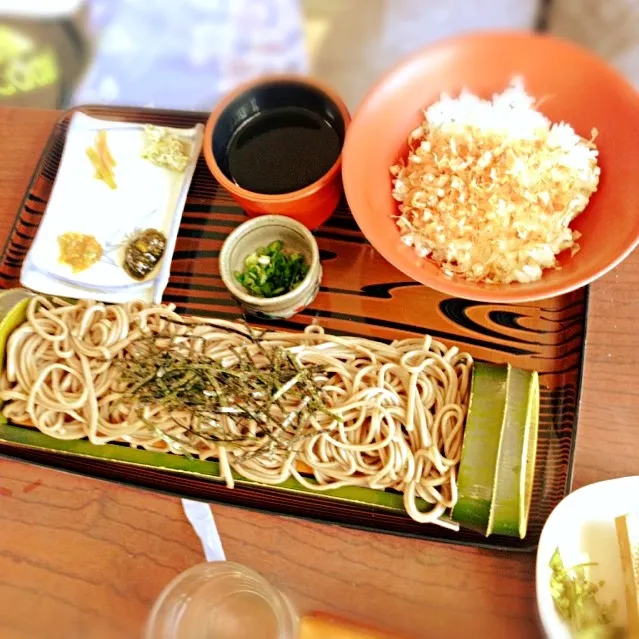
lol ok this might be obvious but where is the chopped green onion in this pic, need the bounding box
[234,240,310,298]
[549,548,622,638]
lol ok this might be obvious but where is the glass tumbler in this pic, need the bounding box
[145,561,298,639]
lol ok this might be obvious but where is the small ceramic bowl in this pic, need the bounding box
[219,215,321,320]
[204,74,350,230]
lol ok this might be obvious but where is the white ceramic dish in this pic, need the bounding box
[20,112,204,303]
[536,476,639,638]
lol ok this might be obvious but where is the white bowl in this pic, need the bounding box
[536,476,639,638]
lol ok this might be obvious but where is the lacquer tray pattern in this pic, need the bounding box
[0,106,587,551]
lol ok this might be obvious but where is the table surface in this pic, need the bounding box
[0,106,637,639]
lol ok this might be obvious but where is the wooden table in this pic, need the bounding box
[0,106,637,639]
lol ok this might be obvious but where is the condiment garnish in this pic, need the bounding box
[549,548,621,638]
[123,228,167,280]
[234,240,309,298]
[117,325,337,460]
[141,125,190,172]
[87,130,117,189]
[57,232,103,273]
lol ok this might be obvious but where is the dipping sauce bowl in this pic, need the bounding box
[204,75,350,230]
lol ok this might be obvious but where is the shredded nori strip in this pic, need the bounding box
[114,322,338,461]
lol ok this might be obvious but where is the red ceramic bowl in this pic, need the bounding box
[342,32,639,302]
[205,74,350,230]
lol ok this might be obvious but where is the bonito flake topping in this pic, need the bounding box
[390,79,600,284]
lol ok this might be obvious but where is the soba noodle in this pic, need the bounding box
[0,296,473,529]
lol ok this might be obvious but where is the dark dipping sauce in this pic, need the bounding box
[226,107,341,195]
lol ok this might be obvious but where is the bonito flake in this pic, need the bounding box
[390,79,600,284]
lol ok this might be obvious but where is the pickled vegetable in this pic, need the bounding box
[87,130,117,189]
[123,229,167,280]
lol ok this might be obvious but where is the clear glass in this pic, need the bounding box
[145,562,298,639]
